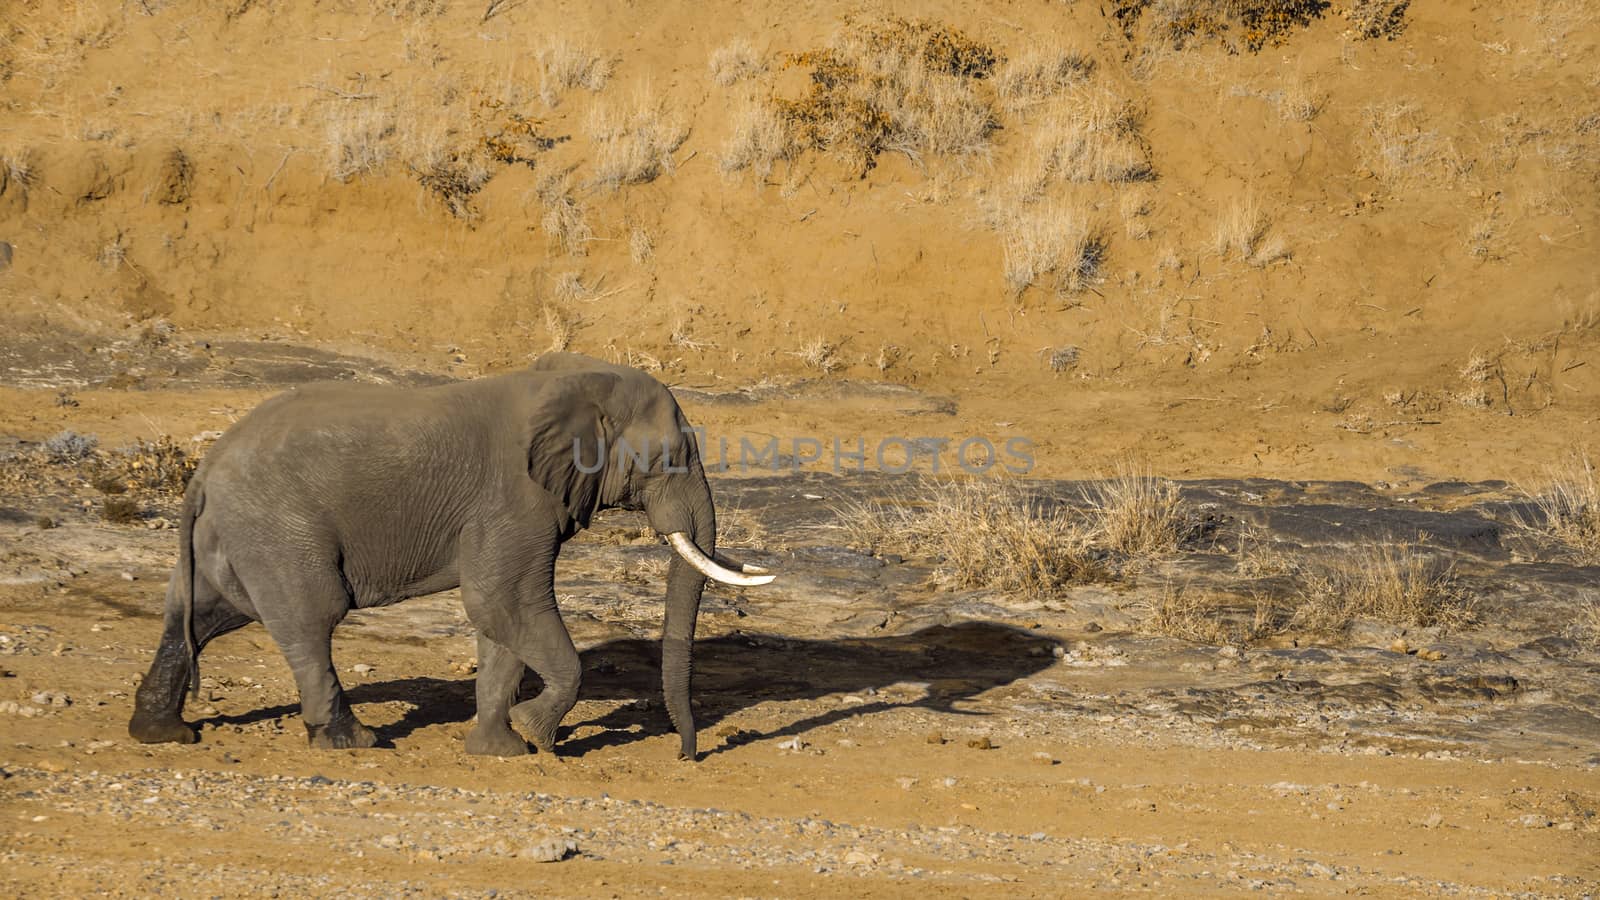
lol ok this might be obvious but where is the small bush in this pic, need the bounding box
[42,430,98,463]
[1112,0,1332,52]
[773,17,998,176]
[101,496,141,525]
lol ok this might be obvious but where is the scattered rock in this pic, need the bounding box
[519,838,577,863]
[1031,751,1056,766]
[966,736,995,750]
[352,664,376,675]
[924,730,946,745]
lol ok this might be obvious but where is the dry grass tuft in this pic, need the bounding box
[1134,584,1230,643]
[1215,194,1269,259]
[792,337,843,373]
[994,46,1095,113]
[1517,451,1600,564]
[589,87,689,190]
[536,38,613,107]
[720,94,793,180]
[535,169,592,255]
[1360,101,1464,187]
[326,105,395,182]
[1,148,39,201]
[1000,201,1107,298]
[709,38,764,86]
[1275,81,1325,121]
[629,225,654,263]
[1293,542,1472,632]
[1082,461,1188,558]
[840,479,1101,597]
[541,302,580,352]
[1021,88,1154,186]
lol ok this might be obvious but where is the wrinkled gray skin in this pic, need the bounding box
[128,352,720,759]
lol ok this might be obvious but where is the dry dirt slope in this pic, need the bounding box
[1,0,1598,481]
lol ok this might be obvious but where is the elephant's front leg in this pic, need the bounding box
[505,605,581,755]
[463,634,530,757]
[461,530,580,756]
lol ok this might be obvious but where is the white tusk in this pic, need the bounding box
[713,552,770,575]
[667,533,777,587]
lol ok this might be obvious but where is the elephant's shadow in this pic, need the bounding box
[202,622,1060,757]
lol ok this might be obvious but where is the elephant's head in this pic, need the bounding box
[525,352,774,759]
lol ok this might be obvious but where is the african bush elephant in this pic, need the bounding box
[127,352,774,759]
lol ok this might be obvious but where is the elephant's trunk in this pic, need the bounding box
[658,471,715,761]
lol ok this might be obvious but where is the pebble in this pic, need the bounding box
[967,736,994,750]
[924,731,946,745]
[1422,813,1443,829]
[121,571,137,582]
[1515,814,1552,828]
[895,777,918,790]
[776,737,806,752]
[1031,751,1056,766]
[352,664,376,675]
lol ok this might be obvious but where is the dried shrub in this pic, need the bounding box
[42,430,98,463]
[773,17,998,176]
[101,496,141,525]
[1112,0,1332,52]
[1345,0,1409,40]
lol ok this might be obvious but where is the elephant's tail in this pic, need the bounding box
[180,477,203,699]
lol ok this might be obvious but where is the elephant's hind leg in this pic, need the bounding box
[463,634,530,757]
[130,575,253,744]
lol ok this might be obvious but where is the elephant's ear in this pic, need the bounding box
[525,372,621,533]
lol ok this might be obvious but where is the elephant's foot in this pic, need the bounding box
[464,721,530,757]
[509,698,564,754]
[306,714,378,750]
[128,712,198,745]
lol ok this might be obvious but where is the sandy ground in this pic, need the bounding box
[2,1,1599,896]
